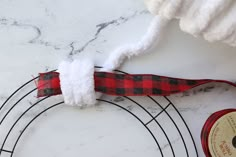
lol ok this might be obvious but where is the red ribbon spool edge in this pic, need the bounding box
[201,109,236,157]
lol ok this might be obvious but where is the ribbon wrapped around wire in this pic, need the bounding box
[37,71,236,98]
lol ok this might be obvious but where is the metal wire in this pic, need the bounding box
[124,96,175,157]
[164,96,198,157]
[97,99,164,157]
[0,67,198,157]
[0,96,50,155]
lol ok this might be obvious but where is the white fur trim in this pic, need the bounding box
[58,59,96,107]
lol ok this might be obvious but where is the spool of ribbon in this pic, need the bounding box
[37,71,236,98]
[201,109,236,157]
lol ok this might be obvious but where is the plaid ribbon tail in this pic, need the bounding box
[37,71,236,97]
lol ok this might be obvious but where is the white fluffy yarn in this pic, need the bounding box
[59,0,236,107]
[101,15,169,72]
[59,15,170,107]
[145,0,236,46]
[58,59,96,107]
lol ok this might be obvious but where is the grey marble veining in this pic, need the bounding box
[0,0,236,157]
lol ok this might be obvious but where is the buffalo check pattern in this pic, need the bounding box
[94,72,210,96]
[37,72,62,97]
[37,71,236,97]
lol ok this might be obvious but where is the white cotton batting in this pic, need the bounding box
[58,59,96,107]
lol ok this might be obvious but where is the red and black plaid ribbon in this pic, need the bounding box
[37,71,236,97]
[37,72,61,97]
[201,109,236,157]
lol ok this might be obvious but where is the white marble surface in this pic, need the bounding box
[0,0,236,157]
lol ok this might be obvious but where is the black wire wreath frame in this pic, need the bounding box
[0,66,199,157]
